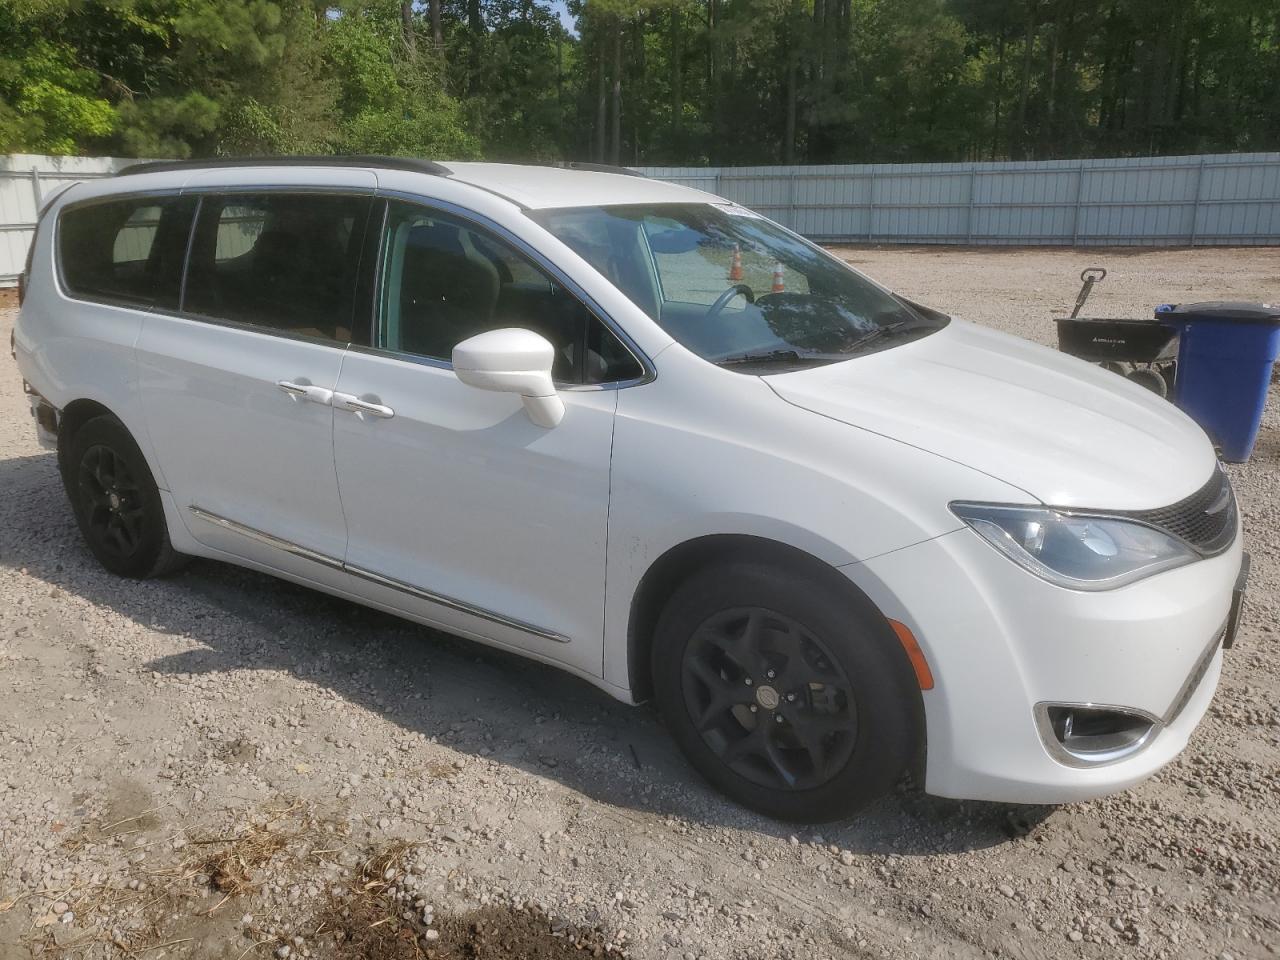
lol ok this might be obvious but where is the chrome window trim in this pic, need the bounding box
[347,342,452,371]
[54,191,196,313]
[345,341,652,392]
[147,308,357,351]
[373,189,656,390]
[188,506,570,645]
[54,186,377,331]
[180,183,378,197]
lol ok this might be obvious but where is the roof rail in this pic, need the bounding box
[115,155,451,177]
[551,161,647,178]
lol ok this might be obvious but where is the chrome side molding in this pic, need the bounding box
[344,563,570,644]
[187,506,570,644]
[189,506,345,572]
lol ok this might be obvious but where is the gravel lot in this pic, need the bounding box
[1,246,1278,960]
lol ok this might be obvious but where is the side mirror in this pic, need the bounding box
[452,328,565,428]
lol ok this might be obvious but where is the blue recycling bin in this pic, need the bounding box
[1155,301,1280,462]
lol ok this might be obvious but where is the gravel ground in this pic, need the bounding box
[1,246,1278,960]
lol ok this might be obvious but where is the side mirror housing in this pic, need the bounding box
[452,328,565,428]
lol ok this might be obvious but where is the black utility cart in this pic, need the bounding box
[1054,268,1179,396]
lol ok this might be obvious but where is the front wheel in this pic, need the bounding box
[652,560,921,822]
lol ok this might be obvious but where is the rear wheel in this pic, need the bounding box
[62,415,186,578]
[653,560,921,822]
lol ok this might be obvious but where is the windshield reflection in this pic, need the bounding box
[531,203,947,372]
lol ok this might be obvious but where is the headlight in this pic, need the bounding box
[950,502,1198,590]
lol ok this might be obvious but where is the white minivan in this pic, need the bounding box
[14,157,1247,822]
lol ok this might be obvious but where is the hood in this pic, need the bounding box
[766,319,1217,510]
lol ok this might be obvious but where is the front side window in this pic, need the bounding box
[532,203,947,373]
[58,196,196,309]
[378,201,643,385]
[184,193,370,344]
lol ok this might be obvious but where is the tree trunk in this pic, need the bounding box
[783,0,803,162]
[1016,0,1036,159]
[429,0,443,51]
[1165,9,1186,126]
[401,1,416,54]
[610,17,622,166]
[1044,7,1059,159]
[993,23,1006,159]
[556,28,563,120]
[670,4,683,157]
[595,28,608,162]
[467,0,483,34]
[708,0,721,162]
[784,53,797,163]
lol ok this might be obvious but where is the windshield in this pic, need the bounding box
[530,203,947,371]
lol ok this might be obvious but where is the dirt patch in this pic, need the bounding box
[97,779,163,838]
[320,900,624,960]
[13,817,626,960]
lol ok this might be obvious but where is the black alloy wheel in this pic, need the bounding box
[77,444,146,560]
[63,415,186,579]
[681,607,858,791]
[653,558,921,822]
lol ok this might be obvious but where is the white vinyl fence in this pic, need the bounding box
[639,153,1280,246]
[4,151,1278,285]
[0,154,141,285]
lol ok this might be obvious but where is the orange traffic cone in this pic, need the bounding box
[728,244,743,281]
[771,261,785,293]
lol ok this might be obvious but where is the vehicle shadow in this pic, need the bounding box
[0,449,1050,855]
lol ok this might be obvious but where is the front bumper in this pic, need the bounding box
[847,523,1242,804]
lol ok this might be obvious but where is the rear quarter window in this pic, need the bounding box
[58,196,196,310]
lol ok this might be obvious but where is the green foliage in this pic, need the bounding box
[0,0,1276,162]
[0,37,116,153]
[327,6,479,157]
[115,93,221,158]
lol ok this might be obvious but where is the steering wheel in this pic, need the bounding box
[706,284,755,321]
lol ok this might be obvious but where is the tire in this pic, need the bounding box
[652,559,921,823]
[61,415,187,578]
[1126,366,1168,397]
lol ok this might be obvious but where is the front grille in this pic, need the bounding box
[1124,467,1237,556]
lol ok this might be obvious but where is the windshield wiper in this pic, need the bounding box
[717,349,807,367]
[846,319,911,352]
[718,348,857,368]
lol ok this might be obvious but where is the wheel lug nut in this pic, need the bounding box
[786,693,796,702]
[744,678,753,686]
[775,715,784,724]
[749,704,758,713]
[766,670,775,679]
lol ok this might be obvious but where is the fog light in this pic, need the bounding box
[1034,703,1159,767]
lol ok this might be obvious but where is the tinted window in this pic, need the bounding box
[58,196,196,309]
[184,193,370,344]
[378,202,643,385]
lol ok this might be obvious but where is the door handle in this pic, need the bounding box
[333,392,395,419]
[277,380,334,405]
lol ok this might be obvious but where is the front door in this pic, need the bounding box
[136,188,374,585]
[331,200,645,676]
